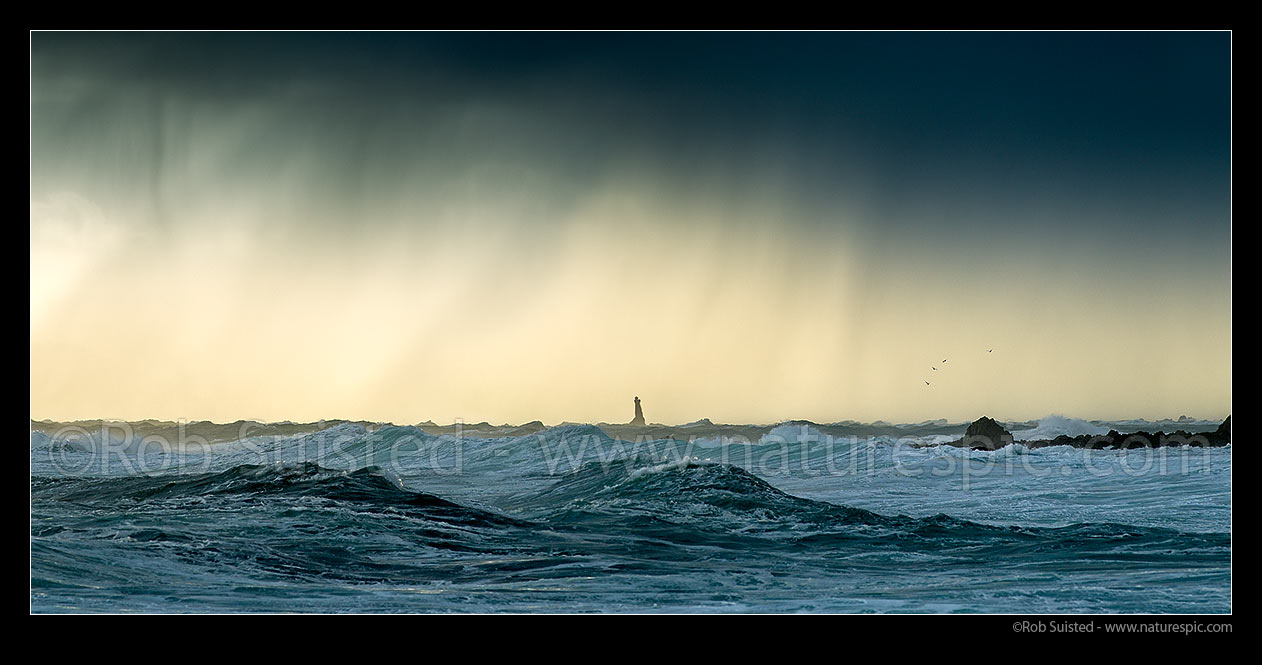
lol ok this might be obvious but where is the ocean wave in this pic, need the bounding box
[31,451,1231,612]
[31,461,516,527]
[495,457,1227,558]
[1013,414,1110,441]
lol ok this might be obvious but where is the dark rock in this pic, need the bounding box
[960,416,1013,450]
[943,414,1233,451]
[1016,415,1231,449]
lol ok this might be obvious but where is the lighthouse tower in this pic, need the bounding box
[630,396,646,426]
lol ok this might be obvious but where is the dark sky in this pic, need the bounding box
[32,31,1230,243]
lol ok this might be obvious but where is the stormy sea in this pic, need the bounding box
[30,416,1231,613]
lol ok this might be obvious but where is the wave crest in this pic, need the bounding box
[1013,414,1109,441]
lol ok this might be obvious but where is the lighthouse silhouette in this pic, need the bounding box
[630,396,646,426]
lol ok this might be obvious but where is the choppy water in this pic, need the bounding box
[30,419,1231,613]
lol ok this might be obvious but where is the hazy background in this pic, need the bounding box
[30,32,1231,425]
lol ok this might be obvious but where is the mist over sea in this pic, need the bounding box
[31,416,1231,613]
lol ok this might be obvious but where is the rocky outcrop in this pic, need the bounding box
[1035,424,1230,449]
[947,415,1232,450]
[1216,416,1231,440]
[957,416,1014,450]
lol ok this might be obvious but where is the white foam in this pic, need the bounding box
[761,423,829,445]
[1013,414,1109,441]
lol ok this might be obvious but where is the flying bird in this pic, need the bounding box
[924,381,930,386]
[931,366,937,370]
[988,349,993,353]
[942,359,948,364]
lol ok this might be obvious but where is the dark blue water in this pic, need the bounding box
[30,421,1231,613]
